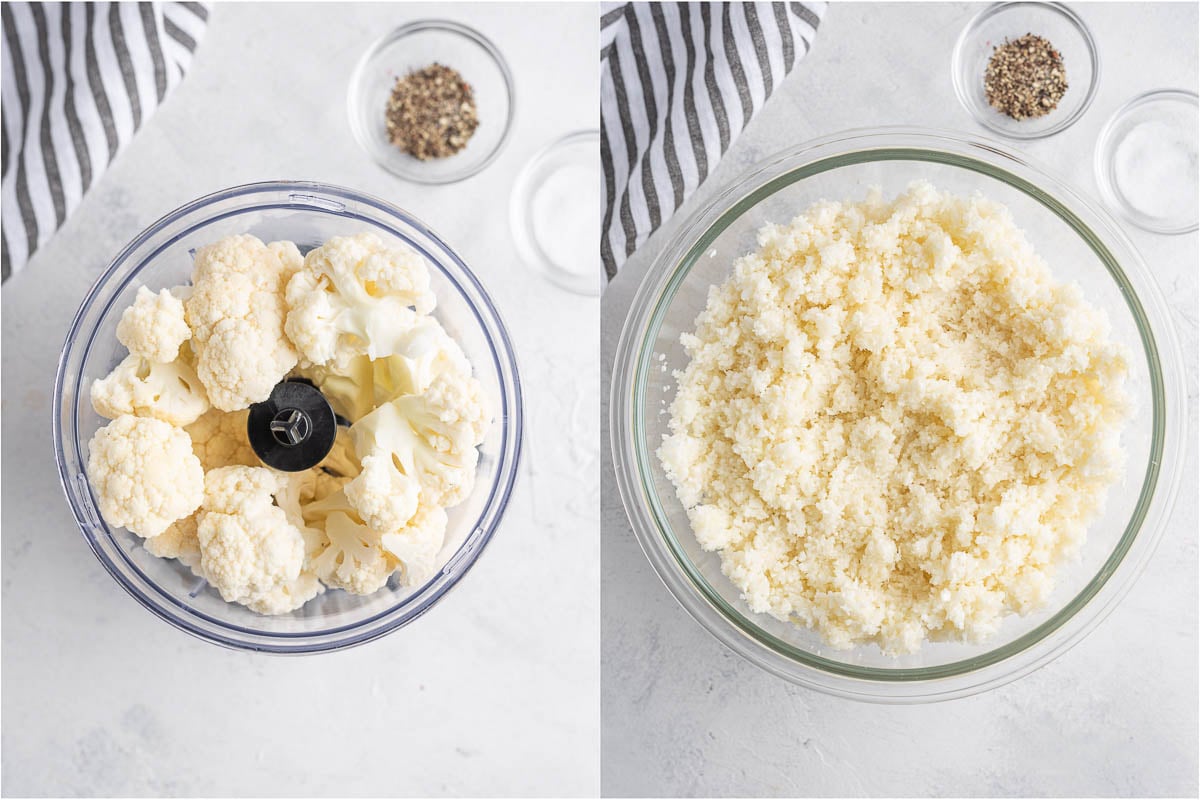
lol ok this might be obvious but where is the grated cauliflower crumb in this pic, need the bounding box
[658,182,1129,655]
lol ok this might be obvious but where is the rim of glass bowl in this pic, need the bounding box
[610,127,1186,702]
[54,181,524,654]
[347,19,515,185]
[951,2,1100,141]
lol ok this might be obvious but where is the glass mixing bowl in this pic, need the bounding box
[610,128,1186,702]
[54,181,523,653]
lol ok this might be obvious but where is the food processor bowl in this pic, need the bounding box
[610,128,1185,702]
[54,181,523,653]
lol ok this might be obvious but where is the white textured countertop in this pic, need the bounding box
[1,3,598,796]
[601,3,1198,797]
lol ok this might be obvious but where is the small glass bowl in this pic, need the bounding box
[952,2,1099,140]
[347,20,515,184]
[1094,89,1199,235]
[510,130,602,296]
[54,182,524,653]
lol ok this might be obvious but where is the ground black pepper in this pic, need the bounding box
[385,63,479,160]
[984,34,1068,121]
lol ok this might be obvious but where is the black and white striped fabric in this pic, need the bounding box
[600,1,824,281]
[1,2,209,281]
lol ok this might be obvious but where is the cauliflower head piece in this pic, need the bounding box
[350,370,490,508]
[345,453,420,533]
[296,316,468,423]
[284,232,437,369]
[302,495,395,596]
[380,504,448,589]
[145,513,203,575]
[185,234,299,411]
[91,345,210,427]
[87,415,204,538]
[196,466,309,611]
[303,487,447,595]
[116,286,191,363]
[185,408,259,471]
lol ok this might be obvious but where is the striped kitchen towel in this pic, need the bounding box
[601,1,825,281]
[1,2,209,281]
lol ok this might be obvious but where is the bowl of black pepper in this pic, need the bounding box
[348,19,515,184]
[952,2,1099,140]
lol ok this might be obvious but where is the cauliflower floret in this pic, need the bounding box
[87,415,204,538]
[371,316,471,398]
[296,316,468,423]
[310,511,394,595]
[345,453,420,532]
[303,488,393,595]
[284,232,436,369]
[185,234,299,411]
[244,572,324,615]
[296,356,376,423]
[185,408,258,470]
[380,504,447,588]
[116,286,191,363]
[145,513,203,574]
[91,346,210,426]
[302,486,441,595]
[196,466,305,609]
[269,240,304,278]
[319,426,361,479]
[350,370,490,508]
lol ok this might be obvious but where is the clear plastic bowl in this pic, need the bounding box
[610,128,1186,702]
[54,181,524,653]
[952,2,1099,140]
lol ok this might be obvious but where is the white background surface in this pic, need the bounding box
[1,3,599,797]
[601,3,1199,797]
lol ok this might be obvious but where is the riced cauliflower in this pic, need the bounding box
[659,182,1130,655]
[86,229,490,616]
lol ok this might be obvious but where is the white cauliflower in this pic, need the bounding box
[344,453,419,532]
[244,572,324,615]
[319,426,361,479]
[295,356,376,423]
[284,232,437,369]
[196,466,307,611]
[185,408,258,470]
[145,513,203,574]
[380,504,448,588]
[292,315,468,424]
[350,369,490,508]
[87,415,204,538]
[90,345,210,426]
[116,286,191,363]
[303,488,447,593]
[304,501,395,595]
[185,234,299,411]
[186,408,261,559]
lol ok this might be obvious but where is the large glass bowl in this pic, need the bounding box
[54,181,523,653]
[610,129,1186,702]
